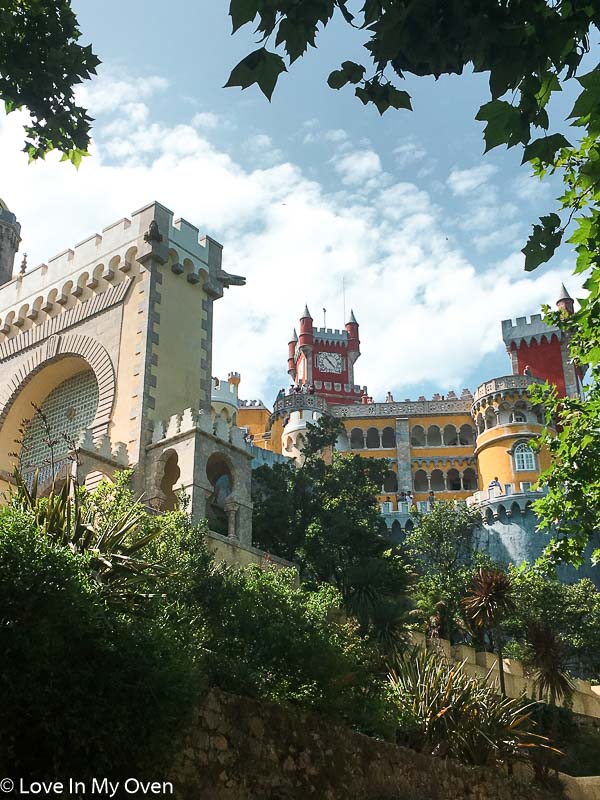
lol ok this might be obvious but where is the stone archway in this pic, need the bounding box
[0,332,115,436]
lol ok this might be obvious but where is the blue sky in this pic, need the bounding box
[0,2,585,405]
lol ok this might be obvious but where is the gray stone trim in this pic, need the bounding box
[0,332,115,435]
[0,277,131,361]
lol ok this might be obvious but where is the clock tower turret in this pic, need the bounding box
[288,306,366,404]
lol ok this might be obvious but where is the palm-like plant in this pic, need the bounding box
[526,622,575,771]
[389,647,550,767]
[463,568,515,696]
[11,468,167,603]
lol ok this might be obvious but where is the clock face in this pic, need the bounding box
[316,351,343,374]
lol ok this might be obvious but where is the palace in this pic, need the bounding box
[237,297,591,575]
[0,198,591,576]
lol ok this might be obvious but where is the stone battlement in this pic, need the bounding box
[149,407,250,452]
[239,399,267,409]
[501,314,561,346]
[0,201,222,321]
[312,327,348,344]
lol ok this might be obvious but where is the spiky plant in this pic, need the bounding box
[463,568,515,696]
[11,468,167,604]
[389,646,552,767]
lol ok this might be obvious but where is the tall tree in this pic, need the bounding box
[252,416,410,641]
[0,0,100,164]
[404,501,483,642]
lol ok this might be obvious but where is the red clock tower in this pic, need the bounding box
[287,306,366,404]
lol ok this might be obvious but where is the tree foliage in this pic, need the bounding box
[404,501,484,642]
[252,416,410,641]
[0,0,100,164]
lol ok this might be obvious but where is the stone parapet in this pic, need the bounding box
[472,375,545,405]
[332,397,473,418]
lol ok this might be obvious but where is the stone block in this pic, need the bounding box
[476,651,497,670]
[452,645,476,665]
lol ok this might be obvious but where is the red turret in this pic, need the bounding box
[345,308,360,356]
[298,304,314,347]
[502,285,583,398]
[287,329,298,379]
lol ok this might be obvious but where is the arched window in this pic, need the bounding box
[414,469,428,492]
[381,426,396,448]
[485,409,497,429]
[350,428,364,450]
[459,424,474,445]
[160,451,181,511]
[447,468,461,491]
[366,427,380,449]
[427,425,441,446]
[443,425,457,446]
[462,467,478,490]
[383,470,398,493]
[514,442,535,471]
[206,453,234,536]
[430,469,445,491]
[20,370,99,475]
[391,520,402,542]
[411,425,425,447]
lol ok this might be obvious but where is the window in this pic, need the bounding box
[520,481,532,492]
[514,442,535,471]
[511,413,526,423]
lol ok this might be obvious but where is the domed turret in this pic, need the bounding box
[0,199,21,286]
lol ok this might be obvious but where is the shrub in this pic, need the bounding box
[389,647,549,767]
[0,507,203,780]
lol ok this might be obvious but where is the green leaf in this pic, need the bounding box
[229,0,261,33]
[386,85,412,111]
[328,69,349,90]
[224,48,287,100]
[522,134,571,166]
[340,61,366,84]
[522,213,563,272]
[475,100,530,152]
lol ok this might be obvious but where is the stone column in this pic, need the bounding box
[224,500,239,540]
[394,417,412,494]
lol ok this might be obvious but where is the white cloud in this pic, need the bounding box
[76,70,168,115]
[394,140,427,168]
[0,73,574,404]
[447,164,498,196]
[192,111,221,130]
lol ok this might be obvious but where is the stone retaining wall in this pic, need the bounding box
[172,689,555,800]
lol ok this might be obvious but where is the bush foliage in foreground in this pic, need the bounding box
[0,473,560,780]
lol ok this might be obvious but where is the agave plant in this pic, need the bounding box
[463,567,515,696]
[11,468,167,603]
[389,647,552,768]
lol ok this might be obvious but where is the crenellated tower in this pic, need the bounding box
[288,305,366,404]
[501,285,583,398]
